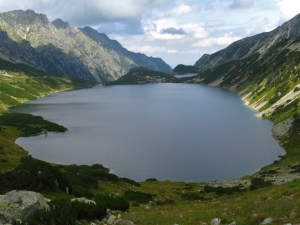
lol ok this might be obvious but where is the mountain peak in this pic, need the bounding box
[52,19,70,29]
[0,9,49,26]
[195,12,300,69]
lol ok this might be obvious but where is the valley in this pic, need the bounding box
[0,8,300,225]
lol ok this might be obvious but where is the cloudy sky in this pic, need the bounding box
[0,0,299,68]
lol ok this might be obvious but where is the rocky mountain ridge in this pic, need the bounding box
[195,13,300,70]
[184,36,300,133]
[0,9,172,82]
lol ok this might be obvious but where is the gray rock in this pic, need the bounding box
[0,190,49,223]
[211,218,221,225]
[107,215,117,224]
[289,211,296,218]
[113,220,134,225]
[261,217,272,224]
[71,197,96,205]
[228,222,236,225]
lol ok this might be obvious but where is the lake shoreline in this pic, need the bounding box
[11,83,288,184]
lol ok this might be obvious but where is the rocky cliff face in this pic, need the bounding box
[79,27,172,74]
[195,13,300,70]
[0,10,172,82]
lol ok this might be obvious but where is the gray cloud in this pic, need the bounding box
[230,0,255,9]
[161,27,186,35]
[0,0,170,34]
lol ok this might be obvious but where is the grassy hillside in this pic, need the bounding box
[180,37,300,175]
[1,48,300,224]
[172,64,199,74]
[184,38,300,122]
[0,59,95,112]
[0,58,95,169]
[106,66,178,85]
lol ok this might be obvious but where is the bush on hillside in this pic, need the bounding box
[203,185,244,196]
[13,194,129,225]
[124,190,154,204]
[96,194,129,211]
[250,177,273,190]
[0,156,71,194]
[0,113,67,136]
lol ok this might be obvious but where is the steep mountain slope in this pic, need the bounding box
[0,10,171,82]
[79,27,172,73]
[185,37,300,126]
[195,13,300,70]
[0,58,95,112]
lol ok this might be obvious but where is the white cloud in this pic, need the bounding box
[278,0,300,21]
[181,23,209,39]
[193,33,241,47]
[0,0,170,26]
[143,18,187,40]
[138,45,178,54]
[263,16,280,32]
[0,0,298,67]
[166,3,193,16]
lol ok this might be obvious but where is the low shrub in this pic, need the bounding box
[119,177,141,186]
[250,177,273,190]
[156,198,175,205]
[203,185,244,195]
[294,87,300,92]
[0,156,71,194]
[13,199,106,225]
[181,192,204,201]
[124,190,154,204]
[145,178,158,181]
[96,194,129,211]
[0,113,67,136]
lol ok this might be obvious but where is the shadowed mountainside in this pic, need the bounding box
[0,9,172,82]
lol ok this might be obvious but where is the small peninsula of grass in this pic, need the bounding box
[105,66,179,85]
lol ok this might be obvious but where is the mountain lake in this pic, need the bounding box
[10,83,285,182]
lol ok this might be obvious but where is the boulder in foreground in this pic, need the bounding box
[0,190,49,223]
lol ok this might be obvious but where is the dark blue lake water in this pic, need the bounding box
[11,83,285,182]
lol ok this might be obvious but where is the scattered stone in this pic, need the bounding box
[228,222,236,225]
[289,211,296,219]
[107,215,116,224]
[0,190,49,224]
[71,197,96,205]
[211,218,221,225]
[114,220,134,225]
[261,217,273,224]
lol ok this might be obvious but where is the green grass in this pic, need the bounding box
[0,58,95,112]
[1,51,300,224]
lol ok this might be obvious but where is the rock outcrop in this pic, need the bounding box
[0,190,49,223]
